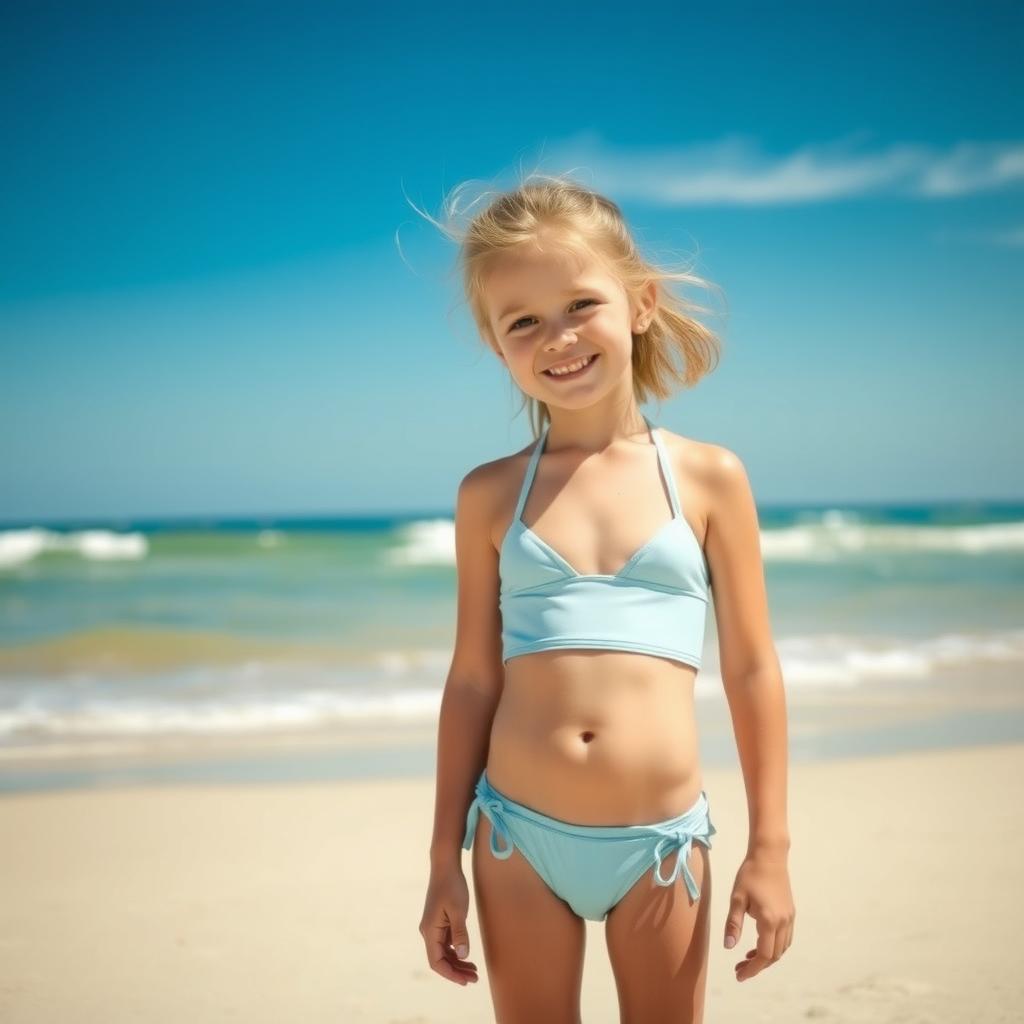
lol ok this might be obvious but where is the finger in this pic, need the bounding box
[755,924,778,973]
[427,945,469,984]
[425,930,478,985]
[781,919,794,957]
[442,935,480,977]
[443,934,478,968]
[734,947,758,981]
[736,926,776,981]
[444,933,478,971]
[723,891,747,949]
[772,922,788,962]
[430,946,480,984]
[446,947,480,980]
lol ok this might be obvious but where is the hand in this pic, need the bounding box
[418,863,479,986]
[723,848,795,982]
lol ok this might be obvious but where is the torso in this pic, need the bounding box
[484,425,712,826]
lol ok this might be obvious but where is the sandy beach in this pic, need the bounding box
[1,740,1020,1023]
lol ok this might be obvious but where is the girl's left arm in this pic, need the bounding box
[702,445,795,983]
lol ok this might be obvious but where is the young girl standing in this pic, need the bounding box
[419,174,794,1022]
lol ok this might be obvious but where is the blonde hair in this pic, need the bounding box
[408,170,725,438]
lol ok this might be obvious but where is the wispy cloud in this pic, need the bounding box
[533,131,1024,206]
[932,224,1024,248]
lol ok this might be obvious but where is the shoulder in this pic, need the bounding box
[458,440,533,499]
[457,441,536,548]
[657,431,754,535]
[658,430,749,490]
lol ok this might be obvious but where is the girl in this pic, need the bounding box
[418,174,794,1023]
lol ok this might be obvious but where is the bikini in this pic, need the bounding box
[462,414,718,921]
[499,412,710,668]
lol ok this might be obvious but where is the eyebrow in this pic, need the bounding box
[496,284,606,323]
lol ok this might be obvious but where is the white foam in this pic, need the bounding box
[1,628,1021,748]
[773,628,1024,689]
[0,527,148,568]
[0,673,443,744]
[384,518,456,567]
[384,515,1024,570]
[760,517,1024,561]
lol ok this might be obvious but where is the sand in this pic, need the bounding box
[1,741,1020,1023]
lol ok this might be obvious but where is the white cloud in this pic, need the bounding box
[531,131,1024,206]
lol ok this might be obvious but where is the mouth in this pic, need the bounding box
[541,353,600,382]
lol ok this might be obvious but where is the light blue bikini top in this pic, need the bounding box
[500,414,710,670]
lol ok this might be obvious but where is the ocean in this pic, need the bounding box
[1,501,1022,793]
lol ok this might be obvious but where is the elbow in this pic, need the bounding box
[720,657,784,694]
[444,670,504,708]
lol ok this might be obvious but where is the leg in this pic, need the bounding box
[604,841,712,1024]
[472,812,587,1023]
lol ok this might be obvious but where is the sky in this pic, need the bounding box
[1,1,1022,523]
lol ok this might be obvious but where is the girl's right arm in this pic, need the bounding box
[420,465,505,985]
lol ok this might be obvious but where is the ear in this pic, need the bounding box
[631,280,658,333]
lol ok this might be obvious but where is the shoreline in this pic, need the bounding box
[2,663,1023,794]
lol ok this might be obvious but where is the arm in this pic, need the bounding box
[705,447,790,854]
[705,447,795,981]
[428,464,506,870]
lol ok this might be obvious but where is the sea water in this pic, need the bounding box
[1,502,1022,791]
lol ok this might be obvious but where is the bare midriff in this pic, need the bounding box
[485,650,703,826]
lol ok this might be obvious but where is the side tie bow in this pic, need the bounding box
[462,793,515,858]
[653,828,704,901]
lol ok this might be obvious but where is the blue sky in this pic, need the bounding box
[1,1,1021,522]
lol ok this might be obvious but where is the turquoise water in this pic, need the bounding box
[0,501,1022,789]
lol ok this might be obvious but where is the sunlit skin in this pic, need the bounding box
[482,245,656,423]
[421,239,794,1018]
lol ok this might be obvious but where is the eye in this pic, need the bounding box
[508,298,597,333]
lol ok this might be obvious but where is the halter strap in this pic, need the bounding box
[513,414,682,524]
[646,415,683,519]
[513,421,550,523]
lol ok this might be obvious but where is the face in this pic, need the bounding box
[482,247,654,408]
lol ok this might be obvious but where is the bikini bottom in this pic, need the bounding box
[462,767,716,922]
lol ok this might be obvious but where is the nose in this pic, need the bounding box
[545,325,580,350]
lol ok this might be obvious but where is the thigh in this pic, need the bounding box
[472,813,587,1024]
[604,841,712,1024]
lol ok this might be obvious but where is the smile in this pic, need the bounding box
[542,353,599,380]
